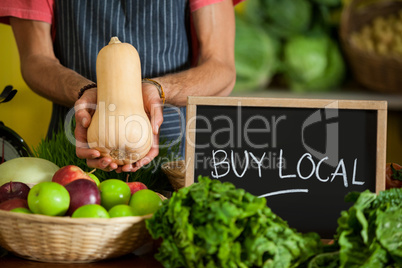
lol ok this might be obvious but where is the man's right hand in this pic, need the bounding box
[74,88,119,171]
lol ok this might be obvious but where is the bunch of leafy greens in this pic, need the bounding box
[32,119,176,191]
[309,188,402,267]
[146,176,322,268]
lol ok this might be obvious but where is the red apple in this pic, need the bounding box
[0,198,29,211]
[52,165,93,186]
[64,179,101,216]
[127,181,148,195]
[0,181,31,203]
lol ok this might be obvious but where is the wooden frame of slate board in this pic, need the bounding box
[184,96,387,239]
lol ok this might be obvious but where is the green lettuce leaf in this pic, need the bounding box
[146,176,322,268]
[334,188,402,268]
[376,207,402,264]
[307,251,340,268]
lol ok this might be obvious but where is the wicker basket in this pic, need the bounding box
[0,206,159,263]
[161,160,186,191]
[340,0,402,93]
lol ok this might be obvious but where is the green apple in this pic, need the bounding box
[10,207,33,214]
[27,181,70,216]
[108,204,136,218]
[99,179,131,210]
[88,173,100,186]
[129,189,162,216]
[71,204,110,218]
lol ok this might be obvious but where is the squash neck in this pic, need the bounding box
[109,36,121,45]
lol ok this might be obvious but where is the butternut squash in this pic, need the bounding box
[87,37,152,165]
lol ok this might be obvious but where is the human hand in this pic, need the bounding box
[74,88,119,171]
[120,81,164,172]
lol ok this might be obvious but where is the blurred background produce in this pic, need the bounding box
[234,0,346,92]
[233,0,402,164]
[234,16,280,90]
[340,0,402,93]
[350,10,402,57]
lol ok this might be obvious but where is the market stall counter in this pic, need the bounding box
[0,247,163,268]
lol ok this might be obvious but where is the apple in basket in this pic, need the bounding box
[99,179,132,210]
[129,189,162,216]
[52,165,93,186]
[0,198,29,211]
[64,179,101,216]
[0,181,31,203]
[126,181,148,195]
[27,181,70,216]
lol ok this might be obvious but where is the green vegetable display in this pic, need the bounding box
[235,0,346,92]
[310,188,402,267]
[264,0,313,39]
[307,251,340,268]
[234,17,279,91]
[283,34,345,91]
[146,176,322,268]
[240,0,313,39]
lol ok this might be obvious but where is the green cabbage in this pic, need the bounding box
[283,34,345,92]
[243,0,313,39]
[235,0,346,92]
[234,16,279,91]
[264,0,313,38]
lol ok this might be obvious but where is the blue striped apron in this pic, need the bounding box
[50,0,190,158]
